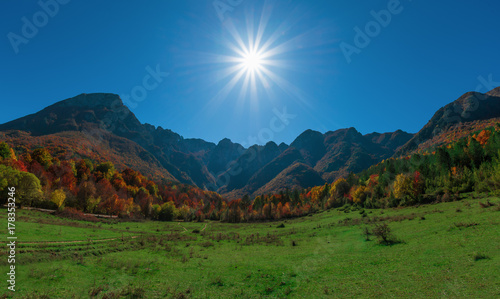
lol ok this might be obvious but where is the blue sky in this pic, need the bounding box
[1,0,499,146]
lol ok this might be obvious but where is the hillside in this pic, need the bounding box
[0,129,176,182]
[396,90,500,156]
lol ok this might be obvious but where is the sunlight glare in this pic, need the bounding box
[242,50,263,72]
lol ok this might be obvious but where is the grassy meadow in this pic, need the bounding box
[1,194,499,298]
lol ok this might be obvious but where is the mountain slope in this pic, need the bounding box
[0,93,241,189]
[397,89,500,155]
[255,162,325,195]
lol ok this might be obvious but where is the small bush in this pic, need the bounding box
[362,227,371,241]
[473,252,490,261]
[102,292,121,299]
[479,200,496,208]
[89,285,106,297]
[454,222,478,229]
[199,241,214,248]
[211,276,224,287]
[121,285,146,298]
[372,223,401,245]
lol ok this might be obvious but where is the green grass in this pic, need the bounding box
[1,195,499,298]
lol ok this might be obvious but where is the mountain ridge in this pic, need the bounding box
[7,88,499,198]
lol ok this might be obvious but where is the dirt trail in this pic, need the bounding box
[177,222,188,233]
[22,223,208,244]
[19,236,138,245]
[20,206,118,218]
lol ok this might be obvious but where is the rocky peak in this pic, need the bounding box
[487,86,500,97]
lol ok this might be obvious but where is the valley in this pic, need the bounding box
[1,195,498,298]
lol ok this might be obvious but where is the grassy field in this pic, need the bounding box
[1,194,499,298]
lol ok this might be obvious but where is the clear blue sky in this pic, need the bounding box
[1,0,500,146]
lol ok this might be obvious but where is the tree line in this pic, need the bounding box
[1,125,499,222]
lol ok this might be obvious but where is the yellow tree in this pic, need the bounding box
[352,185,368,204]
[330,178,350,199]
[393,174,413,199]
[50,189,66,209]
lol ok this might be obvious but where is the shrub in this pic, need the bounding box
[211,276,224,287]
[371,223,400,245]
[199,241,214,248]
[89,285,106,297]
[473,252,490,261]
[362,226,371,241]
[121,285,145,298]
[453,222,478,229]
[479,200,495,208]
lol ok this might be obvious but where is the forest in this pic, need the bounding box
[1,125,500,223]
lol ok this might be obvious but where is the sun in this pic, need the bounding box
[206,1,320,107]
[241,50,263,73]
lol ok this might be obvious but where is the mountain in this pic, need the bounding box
[0,93,414,199]
[0,93,239,189]
[487,87,500,97]
[397,88,500,155]
[222,127,413,198]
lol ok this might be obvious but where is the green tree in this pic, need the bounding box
[32,148,53,169]
[0,142,15,160]
[77,181,96,210]
[95,161,116,181]
[437,148,451,172]
[0,165,42,206]
[86,196,101,214]
[159,201,178,221]
[468,138,484,168]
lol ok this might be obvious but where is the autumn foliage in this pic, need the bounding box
[1,125,500,222]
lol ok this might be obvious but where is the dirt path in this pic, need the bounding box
[19,236,138,245]
[20,206,118,218]
[177,222,188,233]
